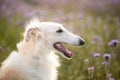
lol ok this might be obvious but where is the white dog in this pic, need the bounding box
[0,19,85,80]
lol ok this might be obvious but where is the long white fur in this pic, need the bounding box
[0,19,83,80]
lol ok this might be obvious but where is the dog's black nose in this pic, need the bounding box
[79,39,85,45]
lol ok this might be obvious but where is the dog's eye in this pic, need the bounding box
[56,29,63,33]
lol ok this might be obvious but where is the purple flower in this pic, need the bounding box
[106,73,112,78]
[91,36,101,44]
[102,61,109,66]
[84,58,89,65]
[111,0,120,5]
[92,52,101,58]
[87,66,95,74]
[78,14,83,20]
[103,54,111,61]
[108,39,119,47]
[109,77,115,80]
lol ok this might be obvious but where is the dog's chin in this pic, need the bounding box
[53,42,73,59]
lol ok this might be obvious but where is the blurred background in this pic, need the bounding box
[0,0,120,80]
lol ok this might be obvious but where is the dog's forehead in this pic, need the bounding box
[40,22,63,30]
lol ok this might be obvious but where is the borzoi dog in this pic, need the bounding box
[0,19,85,80]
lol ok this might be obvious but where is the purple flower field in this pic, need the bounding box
[0,0,120,80]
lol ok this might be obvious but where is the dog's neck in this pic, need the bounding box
[17,40,60,68]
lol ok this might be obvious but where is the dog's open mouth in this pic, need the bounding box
[53,42,73,58]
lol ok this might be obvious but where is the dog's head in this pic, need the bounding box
[24,19,85,59]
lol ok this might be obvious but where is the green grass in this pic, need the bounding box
[0,16,23,64]
[0,10,120,80]
[57,16,120,80]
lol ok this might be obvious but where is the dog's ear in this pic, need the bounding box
[25,27,41,41]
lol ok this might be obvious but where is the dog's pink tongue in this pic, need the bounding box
[57,43,73,58]
[64,48,73,58]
